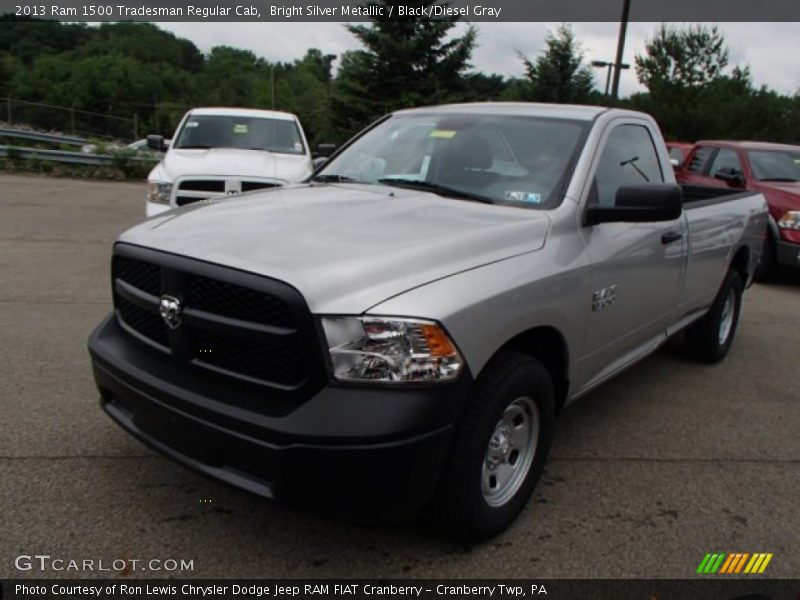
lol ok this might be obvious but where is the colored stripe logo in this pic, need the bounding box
[697,552,773,574]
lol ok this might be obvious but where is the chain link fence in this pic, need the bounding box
[0,97,141,142]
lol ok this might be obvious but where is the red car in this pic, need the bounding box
[666,141,693,169]
[676,140,800,279]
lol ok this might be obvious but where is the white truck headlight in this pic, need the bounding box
[146,181,172,204]
[321,317,463,383]
[777,211,800,231]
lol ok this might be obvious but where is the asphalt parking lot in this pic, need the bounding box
[1,173,798,579]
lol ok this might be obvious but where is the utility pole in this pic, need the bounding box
[610,0,631,100]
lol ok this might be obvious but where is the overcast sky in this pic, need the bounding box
[158,22,800,97]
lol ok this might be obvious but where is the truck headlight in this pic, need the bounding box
[777,211,800,231]
[146,181,172,204]
[321,317,463,383]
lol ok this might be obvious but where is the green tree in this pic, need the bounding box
[635,24,728,90]
[627,25,789,142]
[196,46,272,106]
[518,25,594,103]
[332,1,477,138]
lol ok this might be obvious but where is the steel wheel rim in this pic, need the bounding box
[718,289,736,346]
[481,396,539,507]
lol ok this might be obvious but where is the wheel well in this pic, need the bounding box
[731,245,750,283]
[499,327,569,414]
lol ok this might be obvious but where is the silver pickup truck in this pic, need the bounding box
[89,103,768,540]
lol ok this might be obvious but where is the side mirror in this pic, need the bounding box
[714,167,744,187]
[312,156,328,170]
[147,134,168,152]
[585,183,683,225]
[315,143,337,158]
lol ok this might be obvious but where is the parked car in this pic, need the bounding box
[80,138,168,158]
[666,141,693,169]
[145,107,314,216]
[676,140,800,279]
[89,103,767,540]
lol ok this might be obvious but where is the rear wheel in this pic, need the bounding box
[435,351,555,541]
[684,270,743,363]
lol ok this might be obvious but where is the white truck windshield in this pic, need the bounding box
[174,115,306,155]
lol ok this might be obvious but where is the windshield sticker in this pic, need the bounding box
[185,121,199,127]
[233,124,248,134]
[430,130,457,139]
[505,191,542,204]
[294,142,303,152]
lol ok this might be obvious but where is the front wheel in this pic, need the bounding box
[435,351,555,541]
[684,270,743,363]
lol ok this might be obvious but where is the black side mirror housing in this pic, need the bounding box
[585,183,683,226]
[315,143,337,158]
[714,167,744,187]
[147,134,167,152]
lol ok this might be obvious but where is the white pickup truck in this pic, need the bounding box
[90,103,768,540]
[145,107,314,216]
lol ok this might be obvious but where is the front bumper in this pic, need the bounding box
[89,314,472,519]
[775,239,800,268]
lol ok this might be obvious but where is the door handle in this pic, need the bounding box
[661,230,683,244]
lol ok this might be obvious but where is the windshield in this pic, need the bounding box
[747,149,800,181]
[316,113,588,208]
[174,114,306,155]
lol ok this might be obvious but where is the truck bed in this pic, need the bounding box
[682,184,754,207]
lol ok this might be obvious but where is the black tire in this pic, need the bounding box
[754,233,776,282]
[684,270,743,363]
[435,351,555,541]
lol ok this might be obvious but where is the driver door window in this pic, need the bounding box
[708,148,743,178]
[594,124,664,207]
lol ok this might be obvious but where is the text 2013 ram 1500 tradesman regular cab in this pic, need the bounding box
[89,103,768,540]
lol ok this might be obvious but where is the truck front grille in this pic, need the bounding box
[175,179,281,207]
[179,180,225,192]
[111,245,327,396]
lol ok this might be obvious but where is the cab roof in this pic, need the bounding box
[394,102,641,122]
[696,140,800,151]
[188,107,298,121]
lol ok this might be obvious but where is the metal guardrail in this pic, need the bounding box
[0,127,88,147]
[0,145,155,166]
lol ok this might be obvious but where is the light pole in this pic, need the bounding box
[591,61,630,98]
[611,0,632,100]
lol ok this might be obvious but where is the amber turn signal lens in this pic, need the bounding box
[421,324,457,357]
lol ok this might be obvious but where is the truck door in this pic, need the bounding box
[691,147,747,190]
[677,145,738,188]
[578,122,686,385]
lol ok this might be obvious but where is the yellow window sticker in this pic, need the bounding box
[234,124,248,134]
[430,130,457,139]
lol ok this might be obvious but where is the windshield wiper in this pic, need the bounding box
[377,178,495,205]
[311,174,366,184]
[759,177,799,182]
[620,156,650,182]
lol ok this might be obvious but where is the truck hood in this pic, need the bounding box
[758,180,800,200]
[149,147,312,184]
[118,184,551,314]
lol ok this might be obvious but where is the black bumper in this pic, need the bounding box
[89,314,472,519]
[775,239,800,268]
